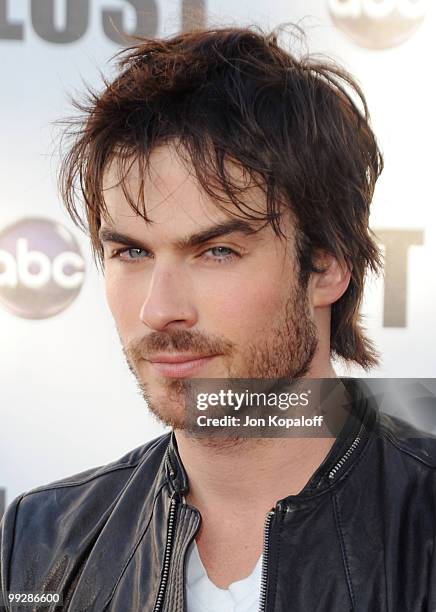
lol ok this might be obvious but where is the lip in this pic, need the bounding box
[147,354,219,378]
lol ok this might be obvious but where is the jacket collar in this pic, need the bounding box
[164,377,379,500]
[288,377,378,499]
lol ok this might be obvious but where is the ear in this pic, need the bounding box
[309,251,352,308]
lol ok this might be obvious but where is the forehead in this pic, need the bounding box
[101,143,278,233]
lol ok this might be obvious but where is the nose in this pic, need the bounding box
[139,261,198,331]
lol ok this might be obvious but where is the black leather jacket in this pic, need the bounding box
[1,379,436,611]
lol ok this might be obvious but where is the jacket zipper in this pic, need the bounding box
[156,434,361,612]
[328,435,361,480]
[153,492,179,612]
[258,508,275,612]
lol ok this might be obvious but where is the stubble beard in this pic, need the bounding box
[121,279,319,435]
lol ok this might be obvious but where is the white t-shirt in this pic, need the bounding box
[185,540,263,612]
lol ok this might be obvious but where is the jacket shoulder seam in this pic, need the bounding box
[380,426,436,469]
[20,461,141,498]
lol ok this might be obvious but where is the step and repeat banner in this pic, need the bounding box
[1,0,435,517]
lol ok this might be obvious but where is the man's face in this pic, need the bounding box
[100,143,318,429]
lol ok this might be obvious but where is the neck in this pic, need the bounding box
[175,434,337,511]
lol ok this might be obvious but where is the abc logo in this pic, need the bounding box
[328,0,428,49]
[0,218,85,319]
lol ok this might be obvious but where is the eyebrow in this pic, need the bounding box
[98,219,263,251]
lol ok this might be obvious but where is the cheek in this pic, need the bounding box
[104,273,141,331]
[201,269,288,335]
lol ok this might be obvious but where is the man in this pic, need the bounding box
[1,25,436,612]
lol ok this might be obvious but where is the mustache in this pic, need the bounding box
[124,328,234,361]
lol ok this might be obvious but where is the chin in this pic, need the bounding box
[153,408,187,430]
[145,389,188,429]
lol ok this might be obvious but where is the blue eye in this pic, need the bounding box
[203,246,239,263]
[125,248,146,259]
[208,246,232,257]
[110,247,148,262]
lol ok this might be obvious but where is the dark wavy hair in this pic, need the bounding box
[58,24,383,370]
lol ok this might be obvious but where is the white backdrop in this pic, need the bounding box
[1,0,435,517]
